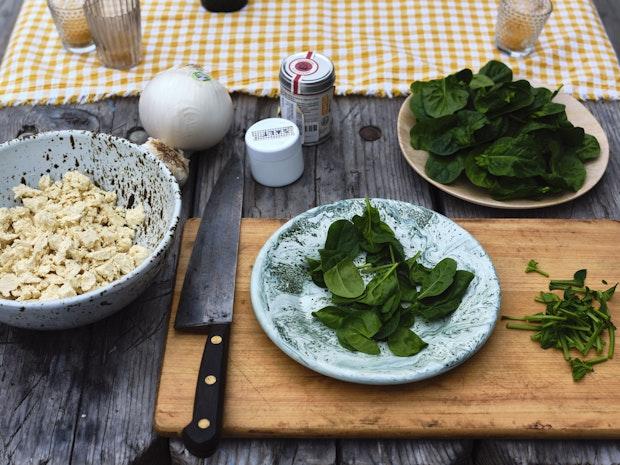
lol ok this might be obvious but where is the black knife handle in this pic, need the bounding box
[182,323,231,458]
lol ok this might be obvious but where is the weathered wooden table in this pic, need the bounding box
[1,1,619,464]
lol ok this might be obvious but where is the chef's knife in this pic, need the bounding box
[174,154,243,458]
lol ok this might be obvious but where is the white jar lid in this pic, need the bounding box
[245,118,301,162]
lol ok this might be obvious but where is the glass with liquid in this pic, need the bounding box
[495,0,553,57]
[47,0,95,54]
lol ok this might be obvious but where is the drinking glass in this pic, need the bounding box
[83,0,142,70]
[47,0,95,54]
[495,0,553,57]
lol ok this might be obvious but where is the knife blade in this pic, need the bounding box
[174,153,243,458]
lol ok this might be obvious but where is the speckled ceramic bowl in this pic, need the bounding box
[251,199,501,385]
[0,130,181,330]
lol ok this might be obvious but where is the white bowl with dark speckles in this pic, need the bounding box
[0,130,182,330]
[251,198,501,385]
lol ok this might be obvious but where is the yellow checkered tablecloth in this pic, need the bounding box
[0,0,619,107]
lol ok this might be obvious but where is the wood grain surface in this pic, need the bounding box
[156,217,620,438]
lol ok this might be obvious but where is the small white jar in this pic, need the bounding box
[245,118,304,187]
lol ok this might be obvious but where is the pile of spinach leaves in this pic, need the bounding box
[307,199,474,357]
[409,60,600,200]
[504,267,617,381]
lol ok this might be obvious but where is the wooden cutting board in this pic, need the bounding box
[155,218,620,439]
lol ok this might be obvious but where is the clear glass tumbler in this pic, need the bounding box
[47,0,95,54]
[495,0,553,57]
[83,0,142,70]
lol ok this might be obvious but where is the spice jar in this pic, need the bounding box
[279,51,335,146]
[245,118,304,187]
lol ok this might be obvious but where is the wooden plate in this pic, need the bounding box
[396,93,610,209]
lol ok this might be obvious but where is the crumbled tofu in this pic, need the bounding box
[0,172,150,301]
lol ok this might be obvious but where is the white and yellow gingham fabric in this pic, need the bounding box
[0,0,619,107]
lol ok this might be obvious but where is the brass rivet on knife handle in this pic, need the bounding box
[205,375,217,385]
[197,419,210,429]
[211,335,222,345]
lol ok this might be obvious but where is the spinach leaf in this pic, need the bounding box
[347,310,383,338]
[398,273,419,302]
[398,307,417,329]
[337,327,380,355]
[418,258,457,299]
[417,270,475,320]
[319,248,353,273]
[318,219,360,270]
[324,219,360,254]
[335,310,383,354]
[425,152,465,184]
[474,116,509,143]
[410,114,458,153]
[352,199,405,261]
[387,327,428,357]
[513,87,554,117]
[324,259,365,298]
[474,80,534,117]
[532,102,566,118]
[547,153,586,192]
[373,311,401,340]
[479,60,513,83]
[381,291,401,314]
[306,257,326,287]
[408,260,432,285]
[454,68,474,85]
[475,135,546,178]
[574,134,600,162]
[428,111,489,156]
[490,177,555,201]
[470,73,495,89]
[409,81,431,121]
[312,306,350,329]
[549,269,586,290]
[358,265,399,306]
[420,74,470,118]
[464,152,498,189]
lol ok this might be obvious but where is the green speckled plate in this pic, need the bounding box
[250,199,501,385]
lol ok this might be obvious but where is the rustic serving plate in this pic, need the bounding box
[397,93,610,209]
[250,198,501,385]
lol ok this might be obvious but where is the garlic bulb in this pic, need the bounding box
[142,138,190,187]
[139,65,234,151]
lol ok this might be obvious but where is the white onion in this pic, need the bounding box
[139,65,234,151]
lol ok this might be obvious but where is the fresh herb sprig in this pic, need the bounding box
[525,259,549,277]
[308,199,475,357]
[409,60,600,201]
[503,269,617,381]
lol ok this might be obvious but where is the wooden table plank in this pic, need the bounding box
[474,440,620,465]
[0,0,21,64]
[340,440,473,465]
[1,0,620,464]
[170,439,336,465]
[593,0,620,59]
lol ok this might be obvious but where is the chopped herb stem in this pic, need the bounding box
[505,323,541,331]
